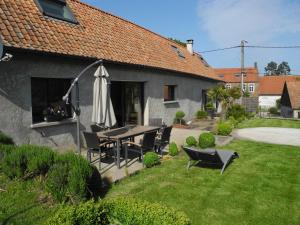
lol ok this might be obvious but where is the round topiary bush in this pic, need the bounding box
[175,111,185,119]
[198,132,215,149]
[196,110,208,119]
[185,136,197,147]
[217,122,233,136]
[169,142,179,156]
[269,107,278,115]
[143,152,160,168]
[0,131,14,145]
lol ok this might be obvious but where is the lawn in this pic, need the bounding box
[0,174,57,225]
[237,118,300,129]
[106,140,300,225]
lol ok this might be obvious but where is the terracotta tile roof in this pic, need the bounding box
[285,80,300,109]
[0,0,219,80]
[214,67,259,83]
[259,75,300,95]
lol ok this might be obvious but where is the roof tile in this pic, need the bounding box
[0,0,219,80]
[259,75,300,95]
[214,67,259,83]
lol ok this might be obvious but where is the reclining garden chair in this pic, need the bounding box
[182,146,239,174]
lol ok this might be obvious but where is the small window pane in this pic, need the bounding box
[37,0,77,23]
[164,85,175,101]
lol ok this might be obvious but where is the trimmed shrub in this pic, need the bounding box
[269,107,278,115]
[227,104,246,121]
[196,110,208,119]
[169,142,179,156]
[227,116,239,128]
[0,131,14,145]
[143,152,160,168]
[198,132,215,149]
[175,110,185,119]
[217,122,233,136]
[2,145,55,178]
[46,198,191,225]
[45,200,109,225]
[174,110,186,124]
[185,136,197,147]
[45,152,99,203]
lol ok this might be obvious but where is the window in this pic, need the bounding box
[197,55,210,67]
[171,45,185,59]
[234,73,240,77]
[225,83,231,89]
[31,78,72,124]
[164,85,176,101]
[243,83,247,92]
[35,0,78,23]
[218,74,224,78]
[249,83,255,92]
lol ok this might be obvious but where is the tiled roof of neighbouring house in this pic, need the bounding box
[214,67,259,83]
[285,80,300,109]
[0,0,220,81]
[259,75,300,95]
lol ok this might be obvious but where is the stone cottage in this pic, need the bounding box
[0,0,220,148]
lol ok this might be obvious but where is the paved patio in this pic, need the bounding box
[84,126,233,183]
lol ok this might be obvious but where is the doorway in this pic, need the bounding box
[111,81,144,127]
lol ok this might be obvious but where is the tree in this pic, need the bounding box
[207,84,241,119]
[265,61,291,76]
[168,38,186,47]
[265,61,277,75]
[277,61,290,75]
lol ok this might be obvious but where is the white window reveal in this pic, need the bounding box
[249,83,255,92]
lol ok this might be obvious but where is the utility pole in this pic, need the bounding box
[240,40,247,95]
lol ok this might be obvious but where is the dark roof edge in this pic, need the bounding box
[5,46,221,82]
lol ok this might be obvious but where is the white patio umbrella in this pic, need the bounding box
[92,65,116,127]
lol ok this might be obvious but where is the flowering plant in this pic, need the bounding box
[43,105,68,122]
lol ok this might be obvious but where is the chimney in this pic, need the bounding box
[254,62,258,69]
[186,39,194,55]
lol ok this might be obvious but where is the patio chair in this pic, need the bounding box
[182,146,239,174]
[123,130,157,166]
[83,131,115,170]
[155,126,172,157]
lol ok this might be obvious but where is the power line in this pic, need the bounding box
[198,46,240,53]
[199,45,300,54]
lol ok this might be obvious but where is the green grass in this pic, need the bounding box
[0,174,57,225]
[106,140,300,225]
[237,118,300,129]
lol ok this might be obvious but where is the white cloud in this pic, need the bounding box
[197,0,300,46]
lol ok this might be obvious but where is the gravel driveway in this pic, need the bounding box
[233,127,300,147]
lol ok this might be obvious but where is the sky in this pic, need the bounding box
[82,0,300,75]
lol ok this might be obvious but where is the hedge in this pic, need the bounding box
[46,198,191,225]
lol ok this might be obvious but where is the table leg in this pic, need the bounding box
[117,139,120,169]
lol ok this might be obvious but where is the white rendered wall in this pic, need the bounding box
[259,95,281,109]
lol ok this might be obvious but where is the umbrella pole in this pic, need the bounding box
[75,81,81,154]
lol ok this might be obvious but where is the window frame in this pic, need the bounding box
[171,45,185,59]
[34,0,78,24]
[31,77,73,124]
[249,83,255,92]
[163,85,176,102]
[225,83,231,89]
[243,83,247,92]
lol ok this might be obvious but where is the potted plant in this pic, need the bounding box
[206,102,215,119]
[43,105,68,122]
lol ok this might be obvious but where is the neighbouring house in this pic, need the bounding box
[258,75,300,109]
[214,66,259,96]
[0,0,220,148]
[280,80,300,118]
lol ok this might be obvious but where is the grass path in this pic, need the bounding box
[237,118,300,129]
[106,140,300,225]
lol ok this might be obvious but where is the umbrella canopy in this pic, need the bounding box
[92,65,116,127]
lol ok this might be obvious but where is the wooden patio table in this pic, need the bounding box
[97,125,160,169]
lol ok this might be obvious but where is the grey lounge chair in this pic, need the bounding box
[182,146,239,174]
